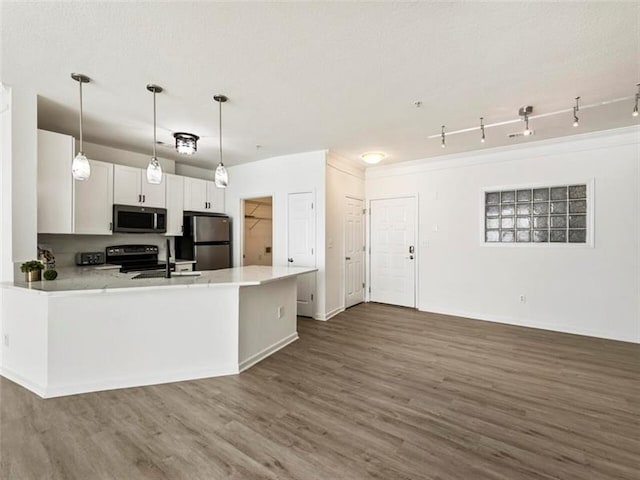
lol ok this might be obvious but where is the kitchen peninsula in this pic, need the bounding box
[1,265,316,398]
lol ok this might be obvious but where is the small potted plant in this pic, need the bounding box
[21,260,44,282]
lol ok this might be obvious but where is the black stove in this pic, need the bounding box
[106,245,174,273]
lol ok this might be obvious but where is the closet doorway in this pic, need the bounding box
[242,196,273,266]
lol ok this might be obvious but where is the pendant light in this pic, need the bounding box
[213,94,229,188]
[572,97,580,127]
[440,125,446,148]
[633,83,639,117]
[146,84,163,184]
[480,117,486,143]
[70,73,91,181]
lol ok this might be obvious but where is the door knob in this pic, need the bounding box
[345,256,351,260]
[288,258,294,263]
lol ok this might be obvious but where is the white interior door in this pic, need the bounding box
[370,196,416,308]
[288,192,315,317]
[345,197,365,308]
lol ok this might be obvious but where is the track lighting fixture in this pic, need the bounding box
[213,94,229,188]
[428,93,638,143]
[573,97,580,127]
[70,73,91,181]
[146,84,163,185]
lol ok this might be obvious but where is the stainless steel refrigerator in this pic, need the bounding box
[175,213,232,271]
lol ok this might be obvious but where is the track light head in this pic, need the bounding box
[519,106,534,136]
[634,84,640,117]
[441,125,446,148]
[573,97,580,127]
[480,117,486,143]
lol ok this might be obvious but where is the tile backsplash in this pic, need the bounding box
[38,234,175,267]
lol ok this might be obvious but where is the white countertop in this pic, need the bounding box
[1,265,317,296]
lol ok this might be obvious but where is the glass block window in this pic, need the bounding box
[484,184,588,244]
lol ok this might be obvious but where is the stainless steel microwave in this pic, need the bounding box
[112,204,167,234]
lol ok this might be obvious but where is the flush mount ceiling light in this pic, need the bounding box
[173,132,199,155]
[146,84,163,185]
[441,125,446,148]
[480,117,486,143]
[213,94,229,188]
[573,97,580,127]
[360,152,386,164]
[633,84,639,117]
[70,73,91,181]
[519,106,534,136]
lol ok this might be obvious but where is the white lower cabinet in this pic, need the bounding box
[74,160,114,235]
[165,174,184,236]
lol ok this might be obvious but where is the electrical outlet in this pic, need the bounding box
[519,294,527,304]
[277,306,284,319]
[2,334,9,347]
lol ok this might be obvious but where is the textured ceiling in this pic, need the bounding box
[2,2,639,169]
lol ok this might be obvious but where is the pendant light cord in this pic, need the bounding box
[78,80,84,153]
[218,99,223,166]
[152,89,157,158]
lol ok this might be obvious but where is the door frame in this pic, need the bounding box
[344,195,365,309]
[366,193,419,308]
[239,192,275,267]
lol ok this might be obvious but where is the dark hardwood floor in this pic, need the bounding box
[1,303,638,480]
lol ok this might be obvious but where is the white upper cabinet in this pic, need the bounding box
[37,130,221,236]
[141,175,166,208]
[74,160,114,235]
[38,130,74,234]
[208,181,225,212]
[113,164,166,208]
[183,177,224,213]
[165,174,184,236]
[183,177,208,212]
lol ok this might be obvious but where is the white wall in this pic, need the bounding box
[1,86,38,369]
[175,163,213,181]
[10,87,38,265]
[325,154,365,319]
[366,127,640,343]
[225,151,327,318]
[0,84,13,282]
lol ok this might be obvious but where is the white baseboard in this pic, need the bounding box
[3,365,239,399]
[239,332,299,372]
[314,306,345,321]
[0,367,47,398]
[419,305,639,344]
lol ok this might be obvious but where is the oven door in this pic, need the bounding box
[113,205,167,233]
